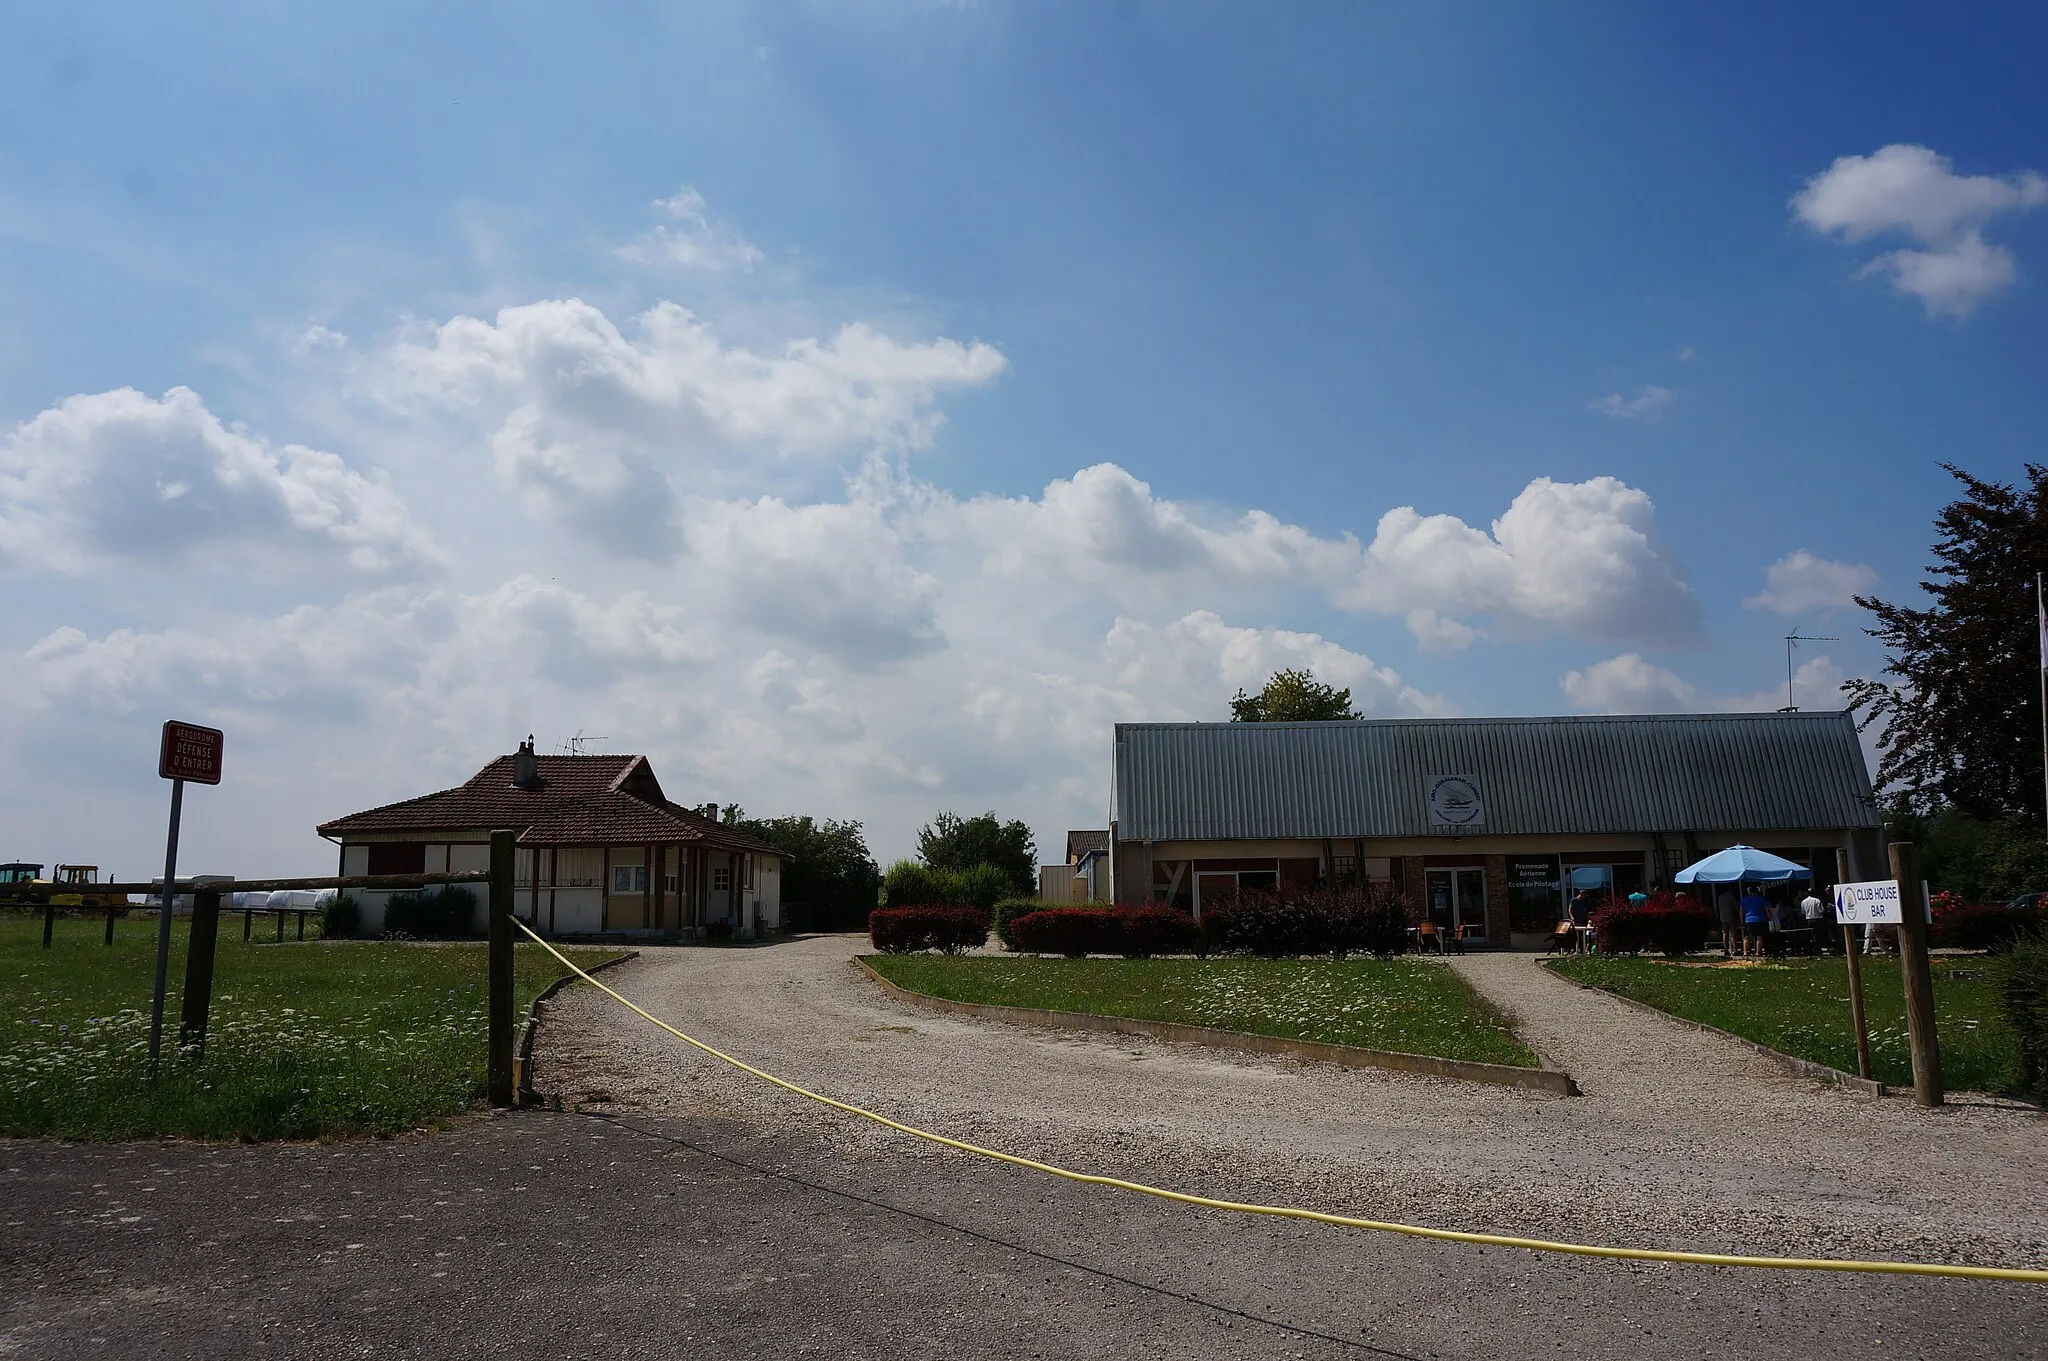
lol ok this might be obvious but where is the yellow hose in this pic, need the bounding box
[514,921,2048,1283]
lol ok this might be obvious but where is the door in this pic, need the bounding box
[1423,867,1489,941]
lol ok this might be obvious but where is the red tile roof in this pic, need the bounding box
[317,754,781,856]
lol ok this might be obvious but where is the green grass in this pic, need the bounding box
[1547,955,2021,1092]
[863,954,1538,1068]
[0,914,623,1140]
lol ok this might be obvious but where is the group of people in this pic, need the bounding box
[1558,879,1832,957]
[1713,881,1828,957]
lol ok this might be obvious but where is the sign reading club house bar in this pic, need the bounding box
[159,720,225,785]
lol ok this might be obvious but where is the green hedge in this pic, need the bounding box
[2000,934,2048,1100]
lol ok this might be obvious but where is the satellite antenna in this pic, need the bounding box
[562,729,610,756]
[1780,633,1838,712]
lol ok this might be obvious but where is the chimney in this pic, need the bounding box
[512,736,540,790]
[703,802,719,821]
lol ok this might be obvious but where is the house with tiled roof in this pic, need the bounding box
[317,739,785,938]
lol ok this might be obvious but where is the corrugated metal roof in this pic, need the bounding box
[1114,712,1879,842]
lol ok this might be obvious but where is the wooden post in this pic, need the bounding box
[243,907,253,941]
[1888,841,1943,1107]
[41,896,55,949]
[1837,846,1871,1081]
[487,829,516,1108]
[178,889,223,1060]
[105,905,117,946]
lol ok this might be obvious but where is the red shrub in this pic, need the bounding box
[1010,908,1121,957]
[1591,890,1717,957]
[1010,905,1199,958]
[1932,901,2045,952]
[1117,905,1198,958]
[869,904,989,955]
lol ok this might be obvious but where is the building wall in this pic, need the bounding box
[1116,830,1861,946]
[333,835,780,937]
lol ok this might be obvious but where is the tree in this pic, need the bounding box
[1846,464,2048,826]
[721,808,880,930]
[1228,667,1361,723]
[916,811,1036,896]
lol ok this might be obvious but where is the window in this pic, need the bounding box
[665,874,679,894]
[612,865,647,894]
[367,842,426,876]
[712,867,731,893]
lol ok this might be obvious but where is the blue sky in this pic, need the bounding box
[3,2,2045,874]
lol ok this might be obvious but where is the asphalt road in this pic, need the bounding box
[5,1107,2046,1360]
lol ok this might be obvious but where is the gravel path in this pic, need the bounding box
[535,936,2048,1271]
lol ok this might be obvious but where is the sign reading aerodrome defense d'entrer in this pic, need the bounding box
[1426,774,1484,828]
[159,720,225,785]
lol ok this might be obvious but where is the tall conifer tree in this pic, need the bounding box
[1848,464,2048,824]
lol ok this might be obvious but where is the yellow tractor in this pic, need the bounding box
[51,865,121,909]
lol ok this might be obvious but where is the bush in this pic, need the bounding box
[881,860,943,911]
[380,885,478,940]
[994,897,1050,950]
[869,904,990,955]
[318,892,360,940]
[1932,900,2046,952]
[1007,905,1196,958]
[1116,905,1198,958]
[1193,901,1235,958]
[1219,884,1414,959]
[1999,934,2048,1099]
[880,860,1012,917]
[1010,908,1122,958]
[1590,891,1716,957]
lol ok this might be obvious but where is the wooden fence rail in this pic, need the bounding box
[19,842,518,1107]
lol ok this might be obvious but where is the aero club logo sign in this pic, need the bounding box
[1426,774,1484,828]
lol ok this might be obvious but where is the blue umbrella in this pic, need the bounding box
[1672,845,1813,884]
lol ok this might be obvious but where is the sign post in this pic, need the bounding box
[1835,848,1871,1081]
[148,721,223,1078]
[1888,841,1943,1107]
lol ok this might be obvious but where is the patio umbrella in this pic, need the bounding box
[1672,845,1813,884]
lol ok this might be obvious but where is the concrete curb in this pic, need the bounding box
[1539,960,1888,1098]
[854,957,1579,1097]
[516,949,640,1102]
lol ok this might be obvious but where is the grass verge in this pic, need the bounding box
[1,914,623,1140]
[862,953,1538,1068]
[1547,955,2019,1092]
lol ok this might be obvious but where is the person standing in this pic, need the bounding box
[1716,885,1740,956]
[1739,882,1771,959]
[1799,884,1827,955]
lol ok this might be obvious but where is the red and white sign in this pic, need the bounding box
[159,720,225,785]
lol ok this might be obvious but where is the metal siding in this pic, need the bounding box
[1114,712,1878,842]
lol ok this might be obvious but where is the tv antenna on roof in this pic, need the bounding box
[561,729,610,756]
[1780,633,1838,712]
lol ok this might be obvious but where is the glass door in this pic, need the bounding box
[1423,868,1489,941]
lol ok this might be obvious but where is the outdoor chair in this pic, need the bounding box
[1545,919,1577,954]
[1453,922,1482,954]
[1415,920,1447,955]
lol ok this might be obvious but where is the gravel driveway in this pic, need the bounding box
[535,936,2048,1270]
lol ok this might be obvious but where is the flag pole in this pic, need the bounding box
[2038,572,2047,843]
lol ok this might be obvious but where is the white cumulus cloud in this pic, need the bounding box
[376,298,1007,554]
[1561,653,1853,716]
[1345,476,1699,645]
[1590,385,1674,420]
[1793,144,2046,318]
[0,386,438,575]
[1743,550,1877,616]
[618,187,767,272]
